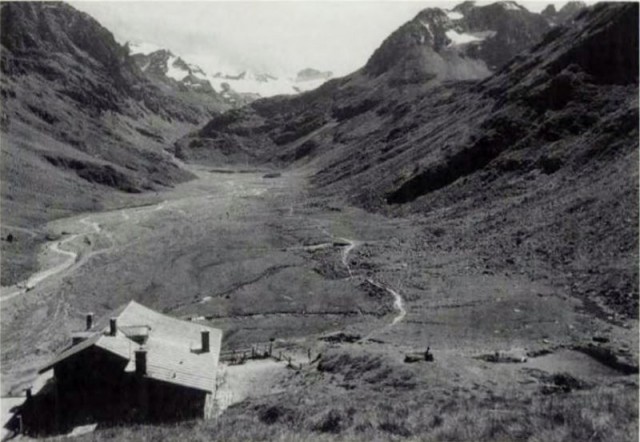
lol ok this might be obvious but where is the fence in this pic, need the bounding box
[219,342,312,369]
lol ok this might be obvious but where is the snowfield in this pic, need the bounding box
[128,41,162,55]
[445,10,464,20]
[129,41,331,98]
[445,29,484,45]
[166,55,188,81]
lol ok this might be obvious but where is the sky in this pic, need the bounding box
[71,1,576,78]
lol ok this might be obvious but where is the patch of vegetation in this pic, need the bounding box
[73,385,638,442]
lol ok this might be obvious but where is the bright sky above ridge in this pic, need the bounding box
[71,1,580,78]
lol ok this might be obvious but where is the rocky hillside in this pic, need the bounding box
[0,2,228,284]
[129,47,257,107]
[364,0,552,83]
[130,43,334,102]
[179,2,638,319]
[175,1,576,165]
[541,1,587,25]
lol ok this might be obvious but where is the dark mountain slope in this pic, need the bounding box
[0,2,229,285]
[175,1,555,165]
[338,3,637,320]
[314,2,639,319]
[180,2,638,319]
[129,48,252,108]
[364,1,550,83]
[542,1,587,25]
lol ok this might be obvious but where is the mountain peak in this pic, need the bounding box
[540,1,587,25]
[453,1,477,14]
[363,1,550,84]
[495,1,526,11]
[128,42,333,99]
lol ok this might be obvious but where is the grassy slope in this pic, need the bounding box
[0,2,232,285]
[74,348,638,442]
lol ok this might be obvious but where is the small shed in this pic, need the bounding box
[17,300,222,436]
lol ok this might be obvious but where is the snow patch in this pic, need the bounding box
[208,73,294,97]
[189,65,208,80]
[207,71,330,98]
[127,41,330,98]
[445,10,464,20]
[128,41,162,55]
[445,29,484,45]
[499,1,523,11]
[166,55,188,81]
[420,21,434,39]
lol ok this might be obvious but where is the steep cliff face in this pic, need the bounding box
[541,1,587,25]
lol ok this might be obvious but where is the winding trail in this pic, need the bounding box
[364,278,406,326]
[0,234,79,303]
[0,199,177,304]
[339,237,358,277]
[26,234,79,290]
[80,217,101,234]
[334,235,407,332]
[1,225,40,238]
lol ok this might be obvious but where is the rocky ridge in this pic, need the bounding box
[129,43,334,101]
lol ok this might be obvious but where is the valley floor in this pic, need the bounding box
[0,164,637,440]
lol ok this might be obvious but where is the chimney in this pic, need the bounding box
[135,348,147,376]
[86,313,93,331]
[25,388,32,400]
[109,317,117,336]
[201,330,210,353]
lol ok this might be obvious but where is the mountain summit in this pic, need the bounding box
[129,43,334,100]
[364,1,552,84]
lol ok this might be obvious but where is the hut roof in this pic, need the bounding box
[39,301,222,393]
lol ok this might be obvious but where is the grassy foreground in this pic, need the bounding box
[71,350,638,442]
[71,387,638,442]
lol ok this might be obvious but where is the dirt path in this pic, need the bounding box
[80,217,101,234]
[339,237,359,277]
[365,278,406,326]
[1,167,414,395]
[33,235,79,288]
[1,225,40,238]
[0,233,79,303]
[0,202,164,303]
[334,236,407,333]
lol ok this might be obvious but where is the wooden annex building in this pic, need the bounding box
[14,301,223,436]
